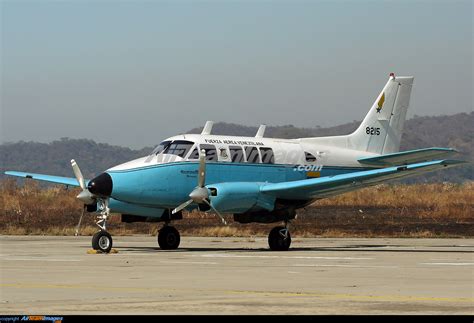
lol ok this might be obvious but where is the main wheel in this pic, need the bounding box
[158,226,180,250]
[92,231,113,253]
[268,226,291,251]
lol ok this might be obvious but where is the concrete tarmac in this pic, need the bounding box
[0,235,473,314]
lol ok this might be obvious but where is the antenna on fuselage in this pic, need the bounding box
[201,121,214,135]
[255,124,266,138]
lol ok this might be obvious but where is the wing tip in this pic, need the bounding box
[440,159,469,166]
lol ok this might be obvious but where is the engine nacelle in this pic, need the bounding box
[207,182,275,214]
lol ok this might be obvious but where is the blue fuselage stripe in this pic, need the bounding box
[107,161,373,210]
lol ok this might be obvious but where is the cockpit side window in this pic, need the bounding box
[229,146,244,163]
[244,146,261,163]
[200,144,218,162]
[163,140,194,158]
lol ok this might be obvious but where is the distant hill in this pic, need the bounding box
[1,139,152,181]
[1,112,472,182]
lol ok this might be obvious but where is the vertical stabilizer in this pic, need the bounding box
[347,74,414,154]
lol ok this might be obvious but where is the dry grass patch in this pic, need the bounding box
[1,180,472,238]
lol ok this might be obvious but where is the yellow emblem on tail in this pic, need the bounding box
[376,92,385,113]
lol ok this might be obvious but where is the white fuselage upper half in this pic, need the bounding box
[108,133,380,172]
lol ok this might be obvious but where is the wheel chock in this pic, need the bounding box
[87,249,119,254]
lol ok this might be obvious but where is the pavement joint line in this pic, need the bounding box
[197,254,374,260]
[1,257,81,262]
[420,262,474,266]
[160,261,219,265]
[292,264,399,268]
[2,282,473,304]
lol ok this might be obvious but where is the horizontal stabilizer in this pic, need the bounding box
[358,147,457,166]
[261,159,467,200]
[4,171,83,187]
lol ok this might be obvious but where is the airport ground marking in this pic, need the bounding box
[197,254,373,260]
[2,282,473,304]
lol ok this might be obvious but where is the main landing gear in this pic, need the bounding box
[268,222,291,251]
[158,224,181,250]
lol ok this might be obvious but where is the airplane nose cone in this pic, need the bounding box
[87,173,113,197]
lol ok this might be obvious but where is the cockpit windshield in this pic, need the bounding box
[147,140,195,162]
[163,140,194,158]
[149,141,172,156]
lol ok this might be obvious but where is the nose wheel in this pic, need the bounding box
[158,225,181,250]
[268,225,291,251]
[92,230,113,253]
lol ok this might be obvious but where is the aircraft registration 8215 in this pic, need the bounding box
[5,73,468,252]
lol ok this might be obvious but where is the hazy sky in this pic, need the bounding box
[1,0,472,148]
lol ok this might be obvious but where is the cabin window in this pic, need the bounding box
[305,152,317,162]
[244,146,261,163]
[219,148,229,159]
[200,144,218,162]
[188,147,199,160]
[163,140,194,158]
[259,147,275,164]
[229,146,245,163]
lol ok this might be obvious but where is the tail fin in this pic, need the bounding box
[348,74,414,154]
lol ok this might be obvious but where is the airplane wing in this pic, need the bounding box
[4,171,82,187]
[261,159,467,200]
[357,147,456,166]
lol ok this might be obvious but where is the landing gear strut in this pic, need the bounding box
[91,198,113,253]
[158,224,181,250]
[268,222,291,251]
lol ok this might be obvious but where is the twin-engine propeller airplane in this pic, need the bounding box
[5,74,467,252]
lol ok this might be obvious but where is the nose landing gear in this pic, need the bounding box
[91,198,114,253]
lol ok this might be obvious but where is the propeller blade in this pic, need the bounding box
[71,159,86,190]
[75,205,86,236]
[203,199,227,225]
[172,199,194,214]
[198,149,206,188]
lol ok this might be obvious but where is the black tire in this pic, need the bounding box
[92,231,101,250]
[158,226,180,250]
[268,226,291,251]
[91,231,113,253]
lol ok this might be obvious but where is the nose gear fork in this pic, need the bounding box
[96,198,110,231]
